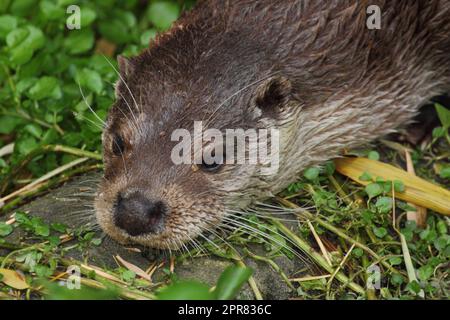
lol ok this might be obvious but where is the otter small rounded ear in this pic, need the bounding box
[253,76,292,116]
[117,55,134,78]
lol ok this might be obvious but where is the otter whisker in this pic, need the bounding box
[222,218,307,263]
[245,207,314,216]
[255,201,316,212]
[104,79,142,136]
[77,178,100,183]
[200,222,240,255]
[116,89,144,136]
[187,232,208,256]
[163,239,172,256]
[77,82,106,127]
[244,214,302,223]
[65,209,95,217]
[103,55,143,134]
[229,208,301,220]
[175,236,191,258]
[222,215,309,265]
[68,193,97,198]
[197,232,222,252]
[73,111,105,131]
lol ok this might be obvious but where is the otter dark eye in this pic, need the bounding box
[199,159,223,172]
[199,149,225,173]
[112,134,125,156]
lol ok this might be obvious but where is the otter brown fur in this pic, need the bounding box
[95,0,450,249]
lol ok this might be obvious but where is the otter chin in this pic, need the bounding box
[95,0,450,249]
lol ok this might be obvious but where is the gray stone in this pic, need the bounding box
[2,173,303,299]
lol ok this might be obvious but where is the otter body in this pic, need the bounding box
[95,1,450,249]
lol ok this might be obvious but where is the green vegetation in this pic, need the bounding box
[0,0,194,189]
[0,0,449,300]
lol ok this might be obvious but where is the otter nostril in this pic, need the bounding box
[114,192,167,236]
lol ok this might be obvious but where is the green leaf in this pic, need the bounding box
[304,167,320,181]
[35,265,53,278]
[141,29,157,45]
[359,171,372,181]
[116,11,136,29]
[373,226,388,238]
[324,161,335,176]
[439,166,450,179]
[393,180,405,193]
[420,228,437,243]
[381,181,392,193]
[121,270,136,282]
[47,236,60,246]
[0,222,13,237]
[388,256,403,266]
[406,280,422,294]
[0,15,18,39]
[147,1,180,30]
[41,129,59,145]
[43,280,119,300]
[7,25,45,66]
[91,238,102,246]
[157,281,213,300]
[15,136,38,155]
[365,183,383,198]
[352,247,364,257]
[375,196,393,213]
[6,28,29,47]
[417,265,434,282]
[0,116,23,134]
[436,220,448,235]
[24,123,43,139]
[432,127,445,139]
[51,223,67,233]
[391,273,404,286]
[434,235,449,252]
[368,151,380,161]
[64,29,94,55]
[16,77,38,95]
[10,0,35,16]
[98,19,130,44]
[80,7,97,27]
[76,69,103,94]
[214,265,253,300]
[435,103,450,129]
[28,76,61,100]
[39,1,65,20]
[34,222,50,237]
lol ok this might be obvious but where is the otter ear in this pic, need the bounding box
[252,76,292,117]
[117,55,134,78]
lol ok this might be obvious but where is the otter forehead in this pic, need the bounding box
[110,75,258,142]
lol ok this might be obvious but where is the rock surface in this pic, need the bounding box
[2,173,303,299]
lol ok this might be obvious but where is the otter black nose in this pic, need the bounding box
[114,192,167,236]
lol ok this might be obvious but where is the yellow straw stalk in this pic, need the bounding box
[334,157,450,216]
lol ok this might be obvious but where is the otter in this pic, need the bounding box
[94,0,450,249]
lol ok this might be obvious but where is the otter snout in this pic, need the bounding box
[114,191,167,236]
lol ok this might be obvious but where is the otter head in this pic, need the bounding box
[94,53,301,250]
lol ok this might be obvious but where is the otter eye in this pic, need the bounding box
[199,149,225,173]
[199,159,223,172]
[112,134,125,156]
